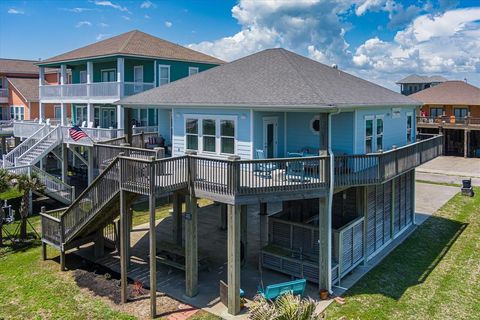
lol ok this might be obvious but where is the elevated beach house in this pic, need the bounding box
[8,30,222,189]
[39,49,442,317]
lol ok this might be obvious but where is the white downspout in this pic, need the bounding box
[327,107,340,293]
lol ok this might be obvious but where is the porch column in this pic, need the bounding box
[61,143,68,183]
[86,61,93,97]
[117,105,124,130]
[60,103,67,126]
[464,130,469,158]
[148,184,157,318]
[318,195,330,291]
[87,146,94,185]
[124,108,132,144]
[60,64,67,85]
[219,203,227,230]
[318,113,329,156]
[227,204,241,315]
[172,192,183,246]
[240,205,247,267]
[86,103,94,127]
[120,189,128,303]
[185,195,198,297]
[39,102,45,122]
[39,67,45,86]
[117,58,124,97]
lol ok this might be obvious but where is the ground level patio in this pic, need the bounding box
[67,180,459,319]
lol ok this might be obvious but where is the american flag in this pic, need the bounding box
[69,126,88,141]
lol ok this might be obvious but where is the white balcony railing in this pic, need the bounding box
[39,82,155,101]
[0,88,8,97]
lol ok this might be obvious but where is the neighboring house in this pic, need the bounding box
[412,80,480,157]
[97,48,443,315]
[7,77,71,121]
[36,29,223,132]
[396,74,447,96]
[0,58,60,121]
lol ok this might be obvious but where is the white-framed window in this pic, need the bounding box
[454,107,468,119]
[10,106,25,120]
[184,115,237,155]
[185,118,199,151]
[158,65,170,86]
[376,115,384,151]
[134,65,144,93]
[188,67,199,76]
[79,70,87,84]
[101,68,116,82]
[76,105,87,126]
[221,120,235,154]
[54,105,61,119]
[365,115,384,153]
[310,115,320,135]
[430,107,443,118]
[140,109,148,126]
[406,112,413,143]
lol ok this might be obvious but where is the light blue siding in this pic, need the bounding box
[331,112,354,154]
[172,107,252,159]
[252,111,285,157]
[157,109,171,145]
[354,106,417,154]
[285,112,319,154]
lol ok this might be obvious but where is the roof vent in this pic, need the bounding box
[331,64,338,69]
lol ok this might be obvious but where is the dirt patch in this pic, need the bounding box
[55,253,196,319]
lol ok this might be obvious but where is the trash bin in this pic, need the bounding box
[462,179,471,189]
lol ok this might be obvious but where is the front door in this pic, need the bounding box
[101,108,116,128]
[263,117,278,158]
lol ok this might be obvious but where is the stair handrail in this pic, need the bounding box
[60,157,121,242]
[31,166,75,203]
[15,125,61,165]
[3,124,49,167]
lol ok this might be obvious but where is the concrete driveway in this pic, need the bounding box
[417,156,480,186]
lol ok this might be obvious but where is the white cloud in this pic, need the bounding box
[98,22,109,27]
[65,7,92,13]
[94,1,130,13]
[8,8,24,14]
[355,0,387,16]
[96,33,111,41]
[352,8,480,88]
[140,1,156,9]
[144,15,151,20]
[122,15,131,21]
[164,21,173,28]
[76,21,92,28]
[188,0,353,63]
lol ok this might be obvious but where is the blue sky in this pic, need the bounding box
[1,0,479,90]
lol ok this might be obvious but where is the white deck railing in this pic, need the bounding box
[40,82,155,100]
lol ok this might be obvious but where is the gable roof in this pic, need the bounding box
[0,58,39,75]
[118,48,418,108]
[396,74,448,84]
[7,77,39,102]
[39,30,224,65]
[410,81,480,106]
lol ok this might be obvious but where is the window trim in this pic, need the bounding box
[188,67,199,76]
[100,68,116,82]
[376,114,384,152]
[184,114,237,156]
[158,64,171,86]
[430,107,444,118]
[365,115,374,154]
[453,107,468,119]
[79,70,87,84]
[406,111,414,144]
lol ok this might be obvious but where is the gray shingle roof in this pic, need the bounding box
[118,48,418,108]
[396,74,448,84]
[39,30,224,65]
[7,77,39,102]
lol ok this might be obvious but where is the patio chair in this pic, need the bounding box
[254,149,278,178]
[286,160,308,182]
[287,152,304,158]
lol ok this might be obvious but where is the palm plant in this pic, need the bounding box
[249,293,324,320]
[0,168,11,194]
[12,173,44,239]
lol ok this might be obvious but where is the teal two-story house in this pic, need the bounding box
[36,30,223,135]
[116,49,442,315]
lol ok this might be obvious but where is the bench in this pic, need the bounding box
[257,279,306,300]
[155,240,210,271]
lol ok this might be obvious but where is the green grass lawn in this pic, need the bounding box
[324,187,480,320]
[0,243,134,320]
[0,186,22,200]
